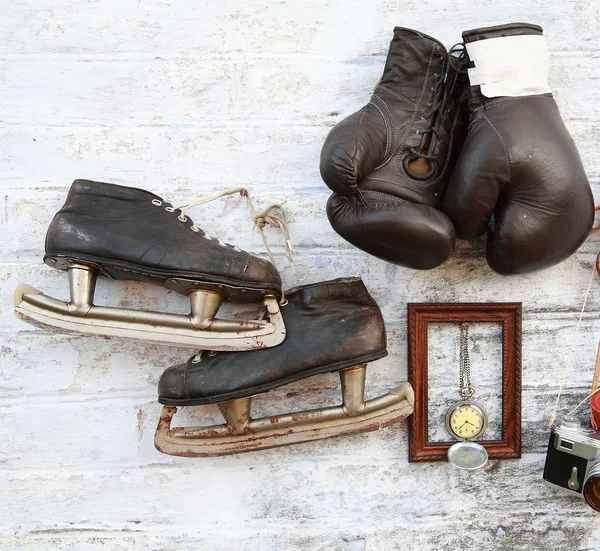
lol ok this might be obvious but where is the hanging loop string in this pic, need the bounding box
[176,187,295,274]
[568,387,600,418]
[549,263,597,427]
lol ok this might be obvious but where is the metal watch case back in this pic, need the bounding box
[447,441,489,470]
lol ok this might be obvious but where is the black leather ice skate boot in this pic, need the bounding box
[155,278,414,456]
[14,179,290,350]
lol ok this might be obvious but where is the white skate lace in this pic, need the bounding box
[153,188,294,271]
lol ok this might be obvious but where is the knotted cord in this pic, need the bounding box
[176,187,295,273]
[409,43,468,163]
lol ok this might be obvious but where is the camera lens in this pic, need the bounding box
[583,465,600,512]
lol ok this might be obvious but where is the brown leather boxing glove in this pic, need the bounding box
[320,27,468,270]
[443,23,594,274]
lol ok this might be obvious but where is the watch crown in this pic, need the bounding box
[459,385,475,399]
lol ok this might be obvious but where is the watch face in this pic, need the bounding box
[446,401,487,440]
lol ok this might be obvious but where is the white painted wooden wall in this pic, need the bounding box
[2,1,600,549]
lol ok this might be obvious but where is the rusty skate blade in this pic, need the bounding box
[13,283,286,350]
[154,378,415,457]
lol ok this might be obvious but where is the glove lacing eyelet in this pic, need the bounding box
[404,43,468,180]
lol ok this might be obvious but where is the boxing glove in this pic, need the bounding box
[320,27,468,270]
[444,23,594,274]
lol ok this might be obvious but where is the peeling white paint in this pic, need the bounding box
[2,1,600,550]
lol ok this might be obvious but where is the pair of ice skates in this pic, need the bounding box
[14,179,414,457]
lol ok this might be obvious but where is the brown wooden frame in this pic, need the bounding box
[408,303,522,463]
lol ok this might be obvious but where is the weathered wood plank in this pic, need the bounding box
[0,379,595,467]
[0,53,598,126]
[2,315,598,398]
[2,0,597,55]
[1,124,599,200]
[4,240,600,332]
[1,454,599,551]
[3,0,600,548]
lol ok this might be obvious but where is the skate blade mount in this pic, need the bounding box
[154,365,415,457]
[13,263,286,350]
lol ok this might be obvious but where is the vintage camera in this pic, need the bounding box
[543,415,600,511]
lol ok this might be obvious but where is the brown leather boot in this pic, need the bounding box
[320,28,468,269]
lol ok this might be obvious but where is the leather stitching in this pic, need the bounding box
[394,46,435,180]
[431,106,460,184]
[349,110,368,188]
[359,189,409,203]
[370,95,395,162]
[367,101,460,188]
[469,96,528,132]
[374,96,395,156]
[484,96,524,109]
[378,85,418,107]
[470,97,521,115]
[399,47,434,150]
[355,189,368,206]
[468,107,484,131]
[483,115,512,180]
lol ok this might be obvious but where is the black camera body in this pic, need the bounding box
[543,415,600,511]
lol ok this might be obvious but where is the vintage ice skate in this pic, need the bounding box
[154,278,415,457]
[14,179,293,350]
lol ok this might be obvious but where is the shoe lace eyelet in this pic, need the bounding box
[165,206,175,212]
[280,299,288,306]
[152,199,162,206]
[178,214,187,222]
[191,226,200,232]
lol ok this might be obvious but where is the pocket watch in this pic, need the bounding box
[445,323,489,470]
[446,399,487,440]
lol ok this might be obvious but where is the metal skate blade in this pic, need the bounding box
[13,283,40,307]
[165,277,280,303]
[154,382,415,457]
[13,284,286,350]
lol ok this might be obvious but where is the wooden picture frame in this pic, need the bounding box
[408,303,522,463]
